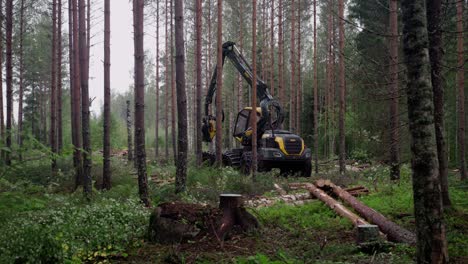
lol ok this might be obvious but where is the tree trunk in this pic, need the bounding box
[68,0,75,159]
[195,0,203,166]
[427,0,451,206]
[165,0,169,161]
[133,0,150,207]
[251,0,258,177]
[315,180,416,244]
[296,0,301,134]
[313,0,318,174]
[72,0,83,188]
[174,0,188,193]
[51,0,58,173]
[389,0,400,181]
[238,0,243,111]
[57,0,63,152]
[126,100,133,162]
[17,0,25,156]
[79,0,92,196]
[278,0,284,115]
[0,0,3,154]
[338,0,346,175]
[401,1,448,262]
[170,0,177,163]
[5,0,13,165]
[102,0,111,190]
[215,0,223,165]
[269,0,275,97]
[289,0,296,132]
[155,2,160,160]
[456,0,466,181]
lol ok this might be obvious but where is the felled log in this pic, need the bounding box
[289,183,370,227]
[315,180,416,244]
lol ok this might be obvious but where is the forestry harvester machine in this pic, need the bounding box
[201,41,311,176]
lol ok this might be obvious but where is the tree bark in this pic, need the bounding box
[456,0,466,181]
[79,0,92,196]
[315,180,416,244]
[155,1,160,160]
[165,0,170,161]
[170,0,177,163]
[17,0,25,156]
[289,0,296,132]
[5,0,13,165]
[133,0,150,207]
[174,0,188,193]
[57,0,63,152]
[296,0,301,134]
[126,100,133,162]
[51,0,58,173]
[338,0,346,175]
[401,0,448,262]
[427,0,451,206]
[389,0,400,181]
[278,0,284,115]
[195,0,203,166]
[68,0,74,158]
[102,0,111,190]
[251,0,258,177]
[313,0,318,174]
[0,0,3,154]
[269,0,275,97]
[238,1,243,111]
[215,0,223,165]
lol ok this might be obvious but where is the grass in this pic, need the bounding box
[0,158,467,263]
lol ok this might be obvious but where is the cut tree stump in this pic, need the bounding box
[315,180,416,244]
[217,194,259,240]
[357,224,380,244]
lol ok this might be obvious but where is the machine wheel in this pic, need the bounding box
[301,159,312,177]
[240,152,252,175]
[222,150,242,168]
[202,151,215,166]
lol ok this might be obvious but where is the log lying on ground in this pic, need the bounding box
[245,192,313,208]
[315,180,416,244]
[289,183,370,227]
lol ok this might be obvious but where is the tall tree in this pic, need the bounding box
[400,0,448,262]
[5,0,13,165]
[174,0,188,193]
[296,0,301,134]
[102,0,111,190]
[338,0,346,175]
[0,0,3,151]
[133,0,150,206]
[427,0,451,206]
[165,0,169,161]
[269,0,275,97]
[155,2,160,160]
[313,0,318,173]
[72,0,83,188]
[215,0,223,165]
[195,0,203,166]
[278,0,284,120]
[170,0,177,163]
[17,0,25,154]
[51,0,58,172]
[456,0,466,181]
[79,0,92,196]
[251,0,258,176]
[289,0,296,131]
[57,0,63,151]
[69,0,74,156]
[389,0,400,180]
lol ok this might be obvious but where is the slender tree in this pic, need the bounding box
[195,0,203,166]
[215,0,223,165]
[17,0,25,154]
[269,0,275,97]
[170,0,177,163]
[278,0,284,119]
[338,0,346,175]
[5,0,13,165]
[133,0,150,207]
[165,0,169,161]
[69,0,75,157]
[289,0,296,131]
[456,0,466,181]
[313,0,318,173]
[155,1,160,160]
[51,0,58,172]
[174,0,188,193]
[57,0,63,151]
[126,100,133,161]
[0,0,3,149]
[389,0,400,180]
[296,0,301,134]
[79,0,92,196]
[401,0,448,262]
[102,0,111,190]
[427,0,451,205]
[251,0,258,177]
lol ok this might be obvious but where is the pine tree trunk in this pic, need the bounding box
[389,0,400,181]
[400,1,448,262]
[68,0,75,157]
[251,0,258,177]
[170,0,177,164]
[5,0,13,165]
[126,100,133,161]
[51,0,58,173]
[0,0,3,152]
[215,0,223,165]
[278,0,284,114]
[174,0,188,193]
[427,0,451,206]
[57,0,63,152]
[313,0,318,173]
[296,0,301,134]
[17,0,25,158]
[456,0,466,181]
[195,0,203,166]
[289,0,296,132]
[338,0,346,175]
[79,0,92,196]
[155,2,160,160]
[72,0,83,188]
[269,0,275,97]
[102,0,111,190]
[133,0,150,207]
[238,1,243,111]
[165,0,169,161]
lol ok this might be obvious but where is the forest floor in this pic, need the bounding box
[0,155,467,263]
